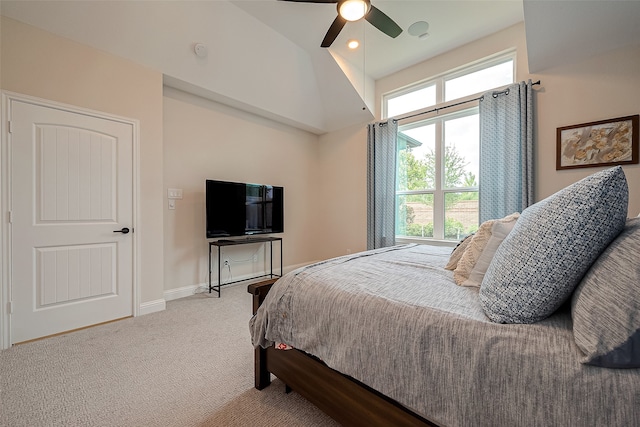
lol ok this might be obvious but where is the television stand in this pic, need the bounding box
[208,236,282,297]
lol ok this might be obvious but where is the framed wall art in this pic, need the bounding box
[556,114,639,170]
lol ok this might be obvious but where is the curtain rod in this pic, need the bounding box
[392,80,541,123]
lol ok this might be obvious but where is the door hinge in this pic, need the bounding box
[7,301,12,314]
[8,120,12,133]
[7,211,12,223]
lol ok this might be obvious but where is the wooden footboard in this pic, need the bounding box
[248,280,438,427]
[247,279,276,390]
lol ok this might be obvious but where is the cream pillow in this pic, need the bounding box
[445,233,474,270]
[453,213,519,287]
[464,218,520,287]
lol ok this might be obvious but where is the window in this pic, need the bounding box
[385,84,436,118]
[444,60,514,102]
[384,53,514,241]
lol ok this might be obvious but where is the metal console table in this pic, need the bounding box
[208,236,282,297]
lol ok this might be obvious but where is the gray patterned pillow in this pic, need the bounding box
[571,218,640,368]
[479,166,628,324]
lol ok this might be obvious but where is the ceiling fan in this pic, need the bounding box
[280,0,402,48]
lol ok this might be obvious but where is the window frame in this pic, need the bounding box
[383,51,515,244]
[382,51,516,121]
[397,107,480,242]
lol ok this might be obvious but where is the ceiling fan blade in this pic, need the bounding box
[365,5,402,38]
[278,0,337,3]
[321,15,347,48]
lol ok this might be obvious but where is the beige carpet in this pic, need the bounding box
[0,284,339,427]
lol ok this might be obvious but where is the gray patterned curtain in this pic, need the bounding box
[367,119,398,250]
[478,80,534,223]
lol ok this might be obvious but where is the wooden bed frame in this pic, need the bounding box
[248,279,438,427]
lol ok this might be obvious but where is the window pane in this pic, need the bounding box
[444,114,479,189]
[445,60,513,101]
[396,194,434,238]
[397,124,436,191]
[444,192,478,241]
[386,85,436,118]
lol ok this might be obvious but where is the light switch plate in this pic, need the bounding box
[167,188,183,199]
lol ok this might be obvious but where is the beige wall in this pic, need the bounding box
[318,23,640,255]
[1,17,165,304]
[0,17,3,101]
[162,88,321,291]
[317,123,368,259]
[534,43,640,214]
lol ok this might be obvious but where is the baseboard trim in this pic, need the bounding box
[138,298,166,316]
[138,261,320,313]
[161,261,320,302]
[164,284,201,302]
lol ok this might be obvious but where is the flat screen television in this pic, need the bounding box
[205,179,284,238]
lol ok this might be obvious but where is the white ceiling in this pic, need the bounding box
[2,1,639,134]
[232,0,524,80]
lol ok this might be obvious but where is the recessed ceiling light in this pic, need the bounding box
[347,39,360,49]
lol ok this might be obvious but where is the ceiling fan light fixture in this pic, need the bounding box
[338,0,369,21]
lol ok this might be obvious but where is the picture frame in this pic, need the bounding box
[556,114,639,170]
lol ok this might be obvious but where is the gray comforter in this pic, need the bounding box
[250,244,640,427]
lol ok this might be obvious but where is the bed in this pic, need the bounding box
[248,166,640,426]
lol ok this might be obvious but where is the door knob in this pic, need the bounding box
[113,227,130,234]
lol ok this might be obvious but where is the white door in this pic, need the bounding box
[9,99,134,344]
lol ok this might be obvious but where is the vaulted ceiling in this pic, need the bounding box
[2,1,639,134]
